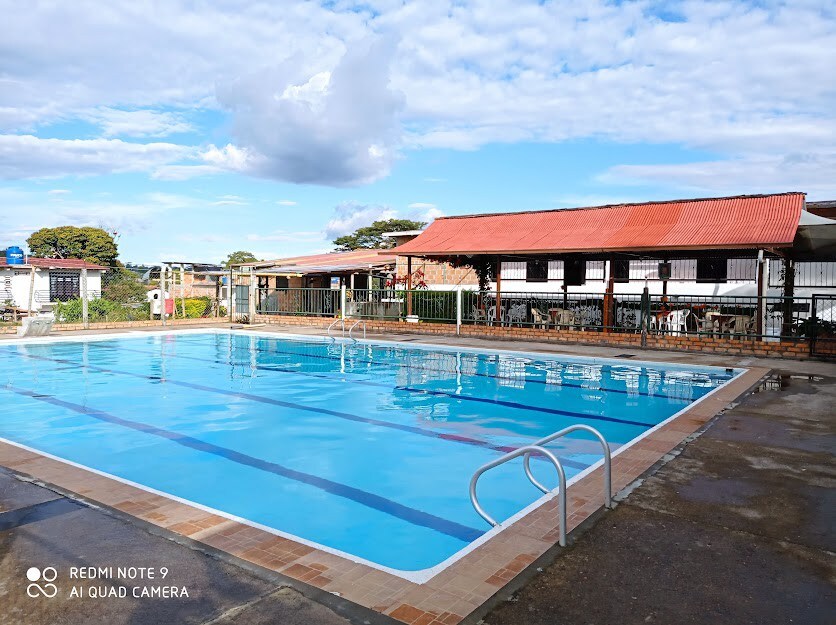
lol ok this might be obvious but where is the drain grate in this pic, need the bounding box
[614,354,636,358]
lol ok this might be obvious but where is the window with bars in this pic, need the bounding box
[49,271,80,301]
[525,260,549,282]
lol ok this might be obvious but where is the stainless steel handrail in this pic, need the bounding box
[327,318,344,340]
[523,424,612,510]
[348,320,366,342]
[470,445,568,546]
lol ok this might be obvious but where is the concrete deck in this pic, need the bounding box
[482,370,836,625]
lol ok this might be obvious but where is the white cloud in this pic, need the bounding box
[216,37,404,186]
[406,202,443,222]
[47,188,70,195]
[0,1,833,190]
[323,202,396,239]
[602,152,836,199]
[0,134,190,179]
[246,230,322,243]
[276,200,297,206]
[83,108,193,137]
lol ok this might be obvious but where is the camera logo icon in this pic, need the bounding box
[26,567,58,598]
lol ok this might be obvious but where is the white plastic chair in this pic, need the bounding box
[667,309,691,335]
[531,308,550,330]
[507,303,527,326]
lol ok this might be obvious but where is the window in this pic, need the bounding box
[564,259,586,286]
[49,271,80,301]
[275,276,289,289]
[612,260,629,282]
[525,260,549,282]
[696,258,728,283]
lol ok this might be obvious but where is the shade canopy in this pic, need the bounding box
[390,193,805,257]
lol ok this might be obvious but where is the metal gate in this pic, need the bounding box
[233,285,249,319]
[810,294,836,358]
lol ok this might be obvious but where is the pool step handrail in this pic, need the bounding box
[327,318,345,341]
[470,445,568,546]
[523,424,613,510]
[348,320,366,342]
[469,425,613,548]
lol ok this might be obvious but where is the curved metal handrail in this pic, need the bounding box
[348,320,366,342]
[523,424,612,510]
[327,318,344,341]
[470,445,568,546]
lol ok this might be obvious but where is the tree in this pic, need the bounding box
[102,267,147,304]
[333,219,425,251]
[27,226,118,265]
[223,251,259,267]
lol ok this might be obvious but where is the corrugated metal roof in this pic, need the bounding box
[0,257,109,270]
[390,193,805,256]
[244,248,398,272]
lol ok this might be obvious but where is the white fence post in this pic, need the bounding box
[341,285,347,320]
[160,265,167,327]
[81,267,89,329]
[456,289,462,335]
[248,268,257,323]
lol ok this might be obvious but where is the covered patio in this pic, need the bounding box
[388,193,836,353]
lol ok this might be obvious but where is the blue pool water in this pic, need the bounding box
[0,332,736,573]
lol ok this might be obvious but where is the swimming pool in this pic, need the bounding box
[0,330,739,577]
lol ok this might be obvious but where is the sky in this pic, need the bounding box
[1,0,835,264]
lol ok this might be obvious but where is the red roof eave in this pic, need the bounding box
[390,193,805,257]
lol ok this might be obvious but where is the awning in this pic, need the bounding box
[389,193,805,257]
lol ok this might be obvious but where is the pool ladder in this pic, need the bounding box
[348,320,366,342]
[469,424,613,547]
[327,318,345,340]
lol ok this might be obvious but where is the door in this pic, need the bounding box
[810,294,836,358]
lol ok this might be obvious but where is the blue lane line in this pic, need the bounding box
[17,351,583,467]
[175,334,721,400]
[84,342,656,429]
[3,384,484,543]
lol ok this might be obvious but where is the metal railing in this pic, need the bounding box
[327,318,345,340]
[470,445,569,546]
[469,426,613,548]
[348,319,366,342]
[256,287,339,317]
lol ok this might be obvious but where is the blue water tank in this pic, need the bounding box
[5,246,24,265]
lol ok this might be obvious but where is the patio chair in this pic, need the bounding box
[487,305,499,326]
[552,308,575,329]
[666,309,690,336]
[531,307,550,330]
[507,303,527,327]
[471,305,486,324]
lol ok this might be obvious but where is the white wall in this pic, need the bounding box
[0,268,103,311]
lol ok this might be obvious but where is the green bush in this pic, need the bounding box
[173,296,211,319]
[54,297,150,323]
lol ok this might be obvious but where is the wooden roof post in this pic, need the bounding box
[495,256,502,325]
[603,256,614,333]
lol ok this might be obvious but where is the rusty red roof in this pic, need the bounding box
[390,193,806,256]
[241,248,398,271]
[0,257,109,270]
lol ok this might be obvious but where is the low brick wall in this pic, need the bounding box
[1,318,224,335]
[252,313,815,360]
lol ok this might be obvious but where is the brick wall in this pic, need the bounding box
[395,257,478,288]
[252,313,817,360]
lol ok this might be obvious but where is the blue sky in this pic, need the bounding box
[1,1,834,264]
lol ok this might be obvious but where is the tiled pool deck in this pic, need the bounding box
[0,326,768,625]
